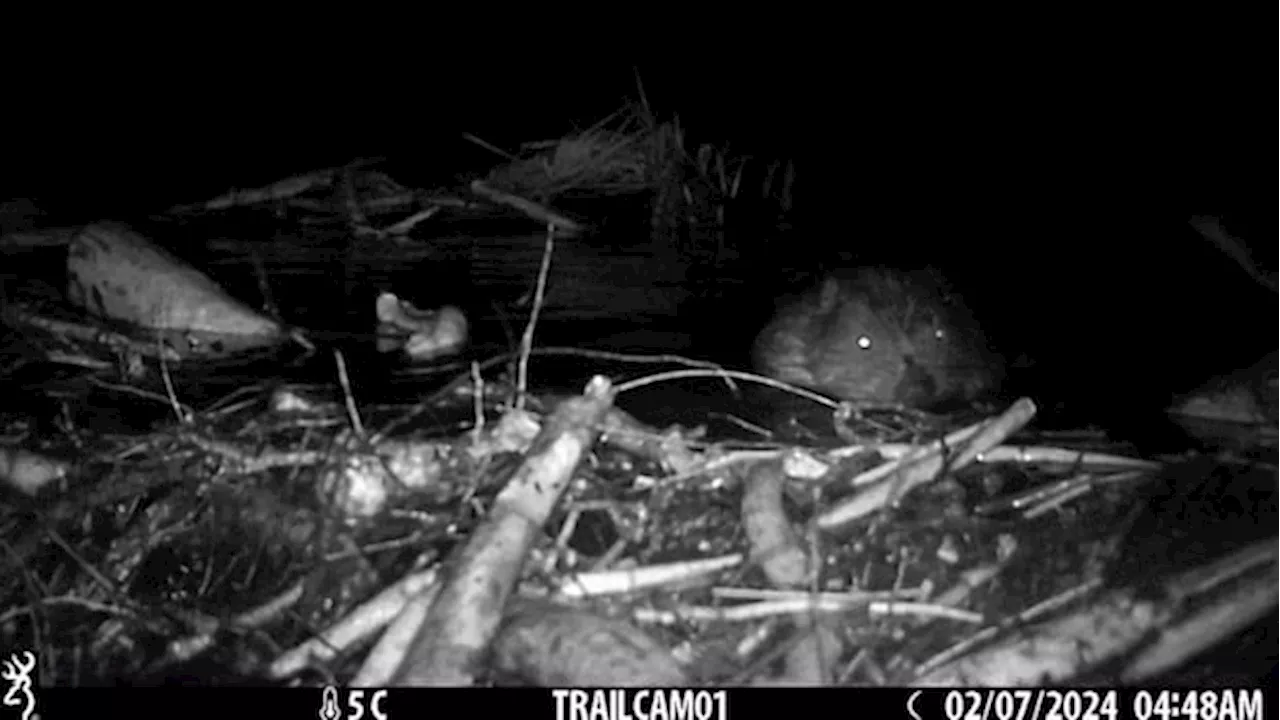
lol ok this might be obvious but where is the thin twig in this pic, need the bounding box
[334,350,365,439]
[250,244,280,320]
[157,336,188,425]
[515,223,555,411]
[461,133,516,161]
[470,361,485,439]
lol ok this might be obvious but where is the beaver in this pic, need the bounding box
[752,267,1001,409]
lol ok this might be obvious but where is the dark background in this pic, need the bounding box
[1,55,1273,431]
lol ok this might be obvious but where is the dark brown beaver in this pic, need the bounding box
[752,267,1001,408]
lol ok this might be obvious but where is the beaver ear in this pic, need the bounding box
[817,277,841,308]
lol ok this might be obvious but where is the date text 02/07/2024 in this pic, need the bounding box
[932,689,1264,720]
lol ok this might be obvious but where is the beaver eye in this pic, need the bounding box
[856,334,873,350]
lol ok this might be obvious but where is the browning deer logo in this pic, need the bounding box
[1,651,35,720]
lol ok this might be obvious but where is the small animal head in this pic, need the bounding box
[754,268,1001,408]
